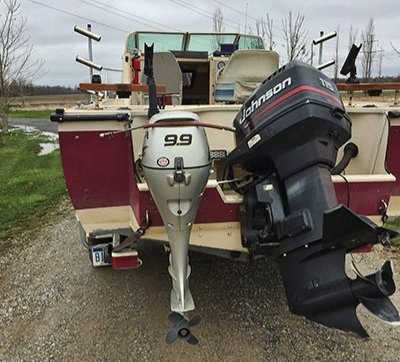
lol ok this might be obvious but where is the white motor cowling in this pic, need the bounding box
[141,111,211,313]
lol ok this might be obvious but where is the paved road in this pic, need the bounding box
[1,201,400,361]
[9,118,58,134]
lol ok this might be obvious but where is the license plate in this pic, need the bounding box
[92,246,108,267]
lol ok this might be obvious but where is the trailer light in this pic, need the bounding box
[112,250,141,269]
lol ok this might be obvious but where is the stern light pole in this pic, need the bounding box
[311,31,337,68]
[74,24,102,82]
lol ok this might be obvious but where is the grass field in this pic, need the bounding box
[0,129,66,243]
[387,218,400,246]
[10,93,89,109]
[8,109,52,119]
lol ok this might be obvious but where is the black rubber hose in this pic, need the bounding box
[331,142,359,175]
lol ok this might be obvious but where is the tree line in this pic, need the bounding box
[9,81,80,96]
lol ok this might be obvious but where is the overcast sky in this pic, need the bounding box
[13,0,400,86]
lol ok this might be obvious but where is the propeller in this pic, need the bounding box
[165,312,201,345]
[351,259,400,326]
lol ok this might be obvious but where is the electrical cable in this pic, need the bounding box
[220,161,259,195]
[338,173,350,207]
[213,0,258,21]
[212,0,287,36]
[26,0,129,33]
[79,0,164,31]
[81,0,182,32]
[169,0,244,31]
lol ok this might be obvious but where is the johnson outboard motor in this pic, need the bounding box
[225,61,399,336]
[141,111,211,344]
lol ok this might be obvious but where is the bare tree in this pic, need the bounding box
[281,11,309,62]
[361,17,375,81]
[213,7,224,33]
[255,14,275,50]
[254,19,262,37]
[265,14,275,51]
[212,6,225,50]
[0,0,43,134]
[377,46,384,79]
[348,24,358,50]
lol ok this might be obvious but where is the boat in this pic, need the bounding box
[51,30,400,344]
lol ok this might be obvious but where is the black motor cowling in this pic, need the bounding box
[226,61,399,336]
[228,61,351,177]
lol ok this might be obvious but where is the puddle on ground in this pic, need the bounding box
[38,143,59,156]
[12,125,59,156]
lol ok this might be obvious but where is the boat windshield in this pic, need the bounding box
[237,35,264,50]
[188,34,264,53]
[127,32,185,53]
[187,34,236,52]
[126,32,265,54]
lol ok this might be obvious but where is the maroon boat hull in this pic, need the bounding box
[59,124,400,227]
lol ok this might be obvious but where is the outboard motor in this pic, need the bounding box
[226,61,399,336]
[141,111,211,343]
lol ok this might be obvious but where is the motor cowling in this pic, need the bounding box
[228,61,351,177]
[141,111,211,231]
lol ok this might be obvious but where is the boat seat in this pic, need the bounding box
[336,112,389,175]
[142,51,183,105]
[215,50,279,103]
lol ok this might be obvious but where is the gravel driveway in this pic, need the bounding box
[1,200,399,361]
